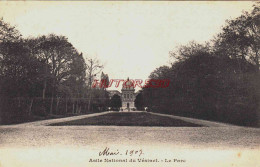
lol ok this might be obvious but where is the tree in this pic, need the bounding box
[134,92,144,110]
[0,19,109,123]
[0,39,46,98]
[0,18,21,77]
[85,57,103,111]
[0,38,49,117]
[0,18,21,43]
[170,41,212,62]
[143,20,259,126]
[110,94,122,111]
[34,34,81,114]
[214,3,260,72]
[61,52,87,114]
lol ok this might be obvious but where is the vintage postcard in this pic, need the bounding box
[0,1,259,167]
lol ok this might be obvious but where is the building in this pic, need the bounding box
[107,78,137,111]
[121,78,135,110]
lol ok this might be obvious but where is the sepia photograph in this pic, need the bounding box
[0,1,259,167]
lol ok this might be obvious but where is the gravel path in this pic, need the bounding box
[3,111,112,127]
[149,112,237,127]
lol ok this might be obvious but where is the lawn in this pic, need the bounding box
[50,112,202,127]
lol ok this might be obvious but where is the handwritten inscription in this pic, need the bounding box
[99,147,144,157]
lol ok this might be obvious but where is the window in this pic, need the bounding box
[127,94,129,98]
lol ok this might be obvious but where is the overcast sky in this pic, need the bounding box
[0,1,253,90]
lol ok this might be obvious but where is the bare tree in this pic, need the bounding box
[85,57,103,111]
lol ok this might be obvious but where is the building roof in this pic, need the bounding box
[121,78,135,91]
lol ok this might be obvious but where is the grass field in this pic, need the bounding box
[50,112,202,127]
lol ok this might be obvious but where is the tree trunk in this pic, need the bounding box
[88,89,92,112]
[76,98,79,114]
[42,80,46,99]
[28,98,34,116]
[56,98,60,115]
[42,59,48,99]
[72,101,75,114]
[50,96,54,115]
[79,106,81,114]
[50,77,56,115]
[65,98,68,114]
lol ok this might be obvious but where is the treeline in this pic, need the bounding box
[0,18,109,124]
[142,3,260,127]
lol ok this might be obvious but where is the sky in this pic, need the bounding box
[0,1,254,90]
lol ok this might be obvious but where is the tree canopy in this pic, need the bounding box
[142,3,260,127]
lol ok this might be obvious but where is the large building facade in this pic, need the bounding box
[121,79,135,109]
[108,78,137,111]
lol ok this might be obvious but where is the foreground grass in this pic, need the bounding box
[50,112,202,127]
